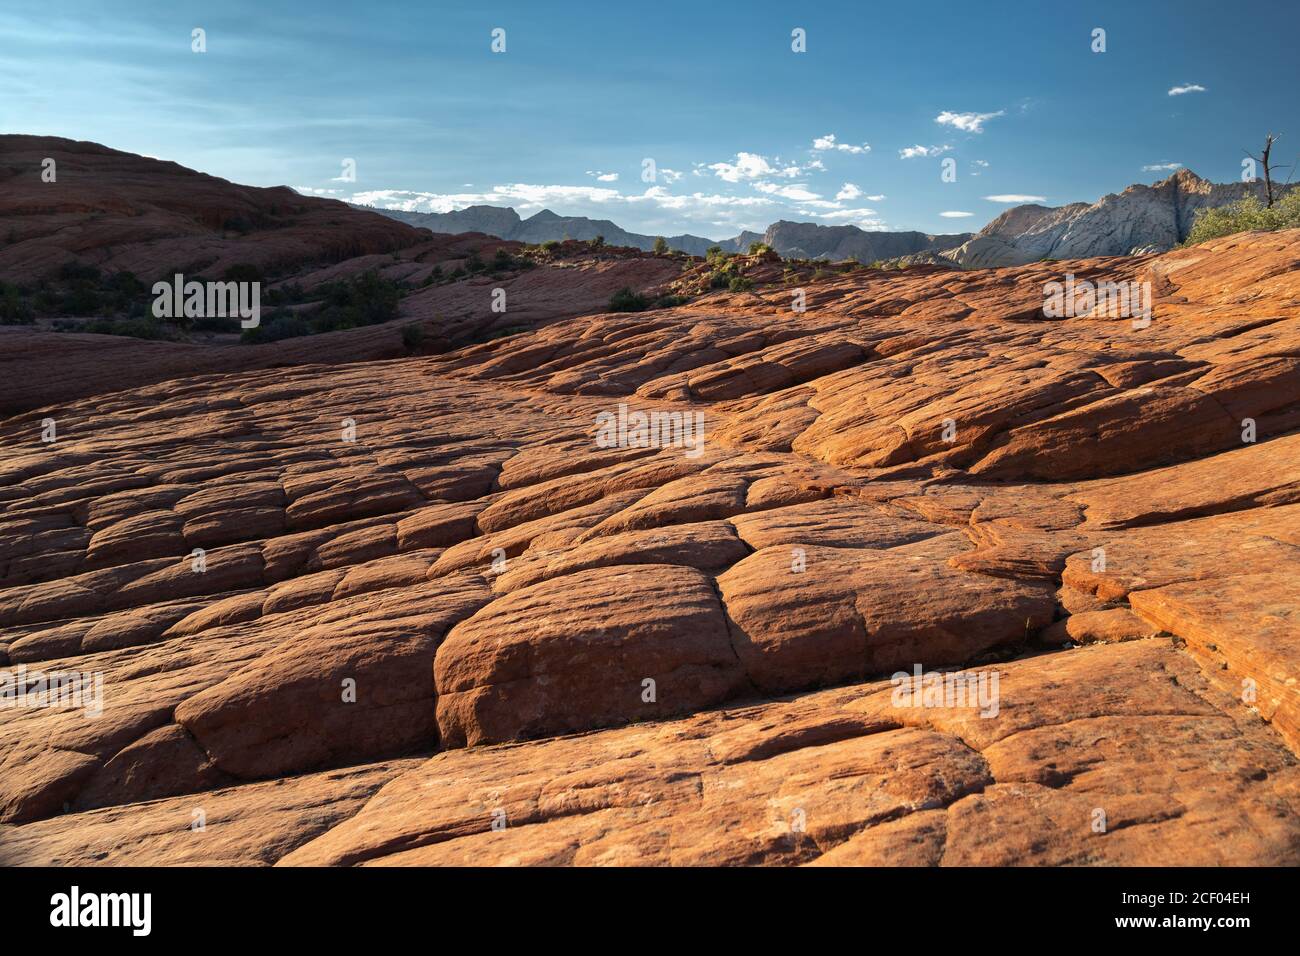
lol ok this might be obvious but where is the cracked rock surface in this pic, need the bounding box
[2,226,1299,866]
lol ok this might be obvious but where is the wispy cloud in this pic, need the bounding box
[984,193,1047,203]
[586,170,619,182]
[1167,83,1206,96]
[812,133,870,155]
[940,210,974,218]
[935,110,1004,133]
[1142,162,1182,172]
[899,144,952,159]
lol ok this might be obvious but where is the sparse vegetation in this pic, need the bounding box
[1184,190,1300,245]
[242,270,403,343]
[653,236,669,255]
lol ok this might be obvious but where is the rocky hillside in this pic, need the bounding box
[0,135,431,283]
[2,225,1298,866]
[945,168,1294,267]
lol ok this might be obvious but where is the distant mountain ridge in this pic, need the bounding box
[357,168,1290,267]
[360,204,730,256]
[943,168,1295,267]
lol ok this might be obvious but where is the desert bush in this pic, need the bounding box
[401,323,424,351]
[1185,190,1300,245]
[241,311,310,343]
[728,275,754,292]
[653,237,669,255]
[609,286,649,312]
[0,283,34,324]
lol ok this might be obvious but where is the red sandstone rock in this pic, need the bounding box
[2,168,1299,866]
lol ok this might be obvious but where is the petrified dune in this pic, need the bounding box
[2,227,1299,866]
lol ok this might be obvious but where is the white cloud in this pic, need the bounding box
[899,144,952,159]
[586,170,619,182]
[1168,84,1206,96]
[812,133,871,155]
[708,152,783,182]
[1142,162,1182,172]
[836,183,862,201]
[935,110,1005,133]
[972,160,989,168]
[660,168,684,183]
[753,181,822,202]
[940,211,974,218]
[983,194,1047,203]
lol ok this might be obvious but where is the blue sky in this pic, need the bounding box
[4,0,1298,239]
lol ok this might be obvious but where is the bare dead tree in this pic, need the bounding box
[1244,134,1283,207]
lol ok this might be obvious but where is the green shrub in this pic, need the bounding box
[61,285,103,315]
[728,275,754,293]
[609,286,649,312]
[653,294,687,308]
[1185,190,1300,245]
[401,323,424,351]
[0,283,34,324]
[540,240,559,252]
[748,241,774,256]
[653,237,669,255]
[241,312,310,343]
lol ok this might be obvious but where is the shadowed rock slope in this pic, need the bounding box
[2,229,1299,866]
